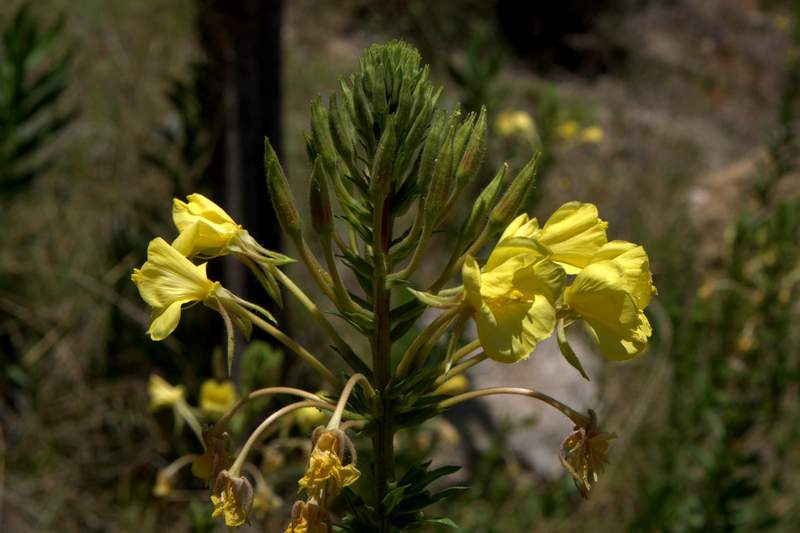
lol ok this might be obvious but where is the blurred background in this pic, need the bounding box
[1,0,799,531]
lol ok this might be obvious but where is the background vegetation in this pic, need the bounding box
[1,0,799,531]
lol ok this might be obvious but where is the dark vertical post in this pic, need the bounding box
[198,0,284,307]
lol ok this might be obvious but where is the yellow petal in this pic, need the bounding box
[147,300,186,340]
[590,240,656,309]
[584,311,651,360]
[499,213,539,242]
[565,261,640,331]
[485,236,551,272]
[476,296,555,363]
[174,193,237,230]
[132,238,214,308]
[462,256,484,311]
[539,202,607,274]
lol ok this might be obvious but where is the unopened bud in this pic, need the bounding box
[489,153,539,229]
[328,93,357,171]
[310,98,337,174]
[424,126,456,226]
[309,157,333,237]
[458,163,507,250]
[417,109,447,192]
[370,117,397,200]
[455,106,487,188]
[264,138,302,237]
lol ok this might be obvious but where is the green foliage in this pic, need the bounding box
[0,3,74,197]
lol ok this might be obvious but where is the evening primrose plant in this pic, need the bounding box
[132,41,656,531]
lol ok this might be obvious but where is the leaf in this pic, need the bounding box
[557,318,590,381]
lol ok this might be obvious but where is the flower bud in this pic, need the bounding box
[264,138,302,237]
[417,109,447,193]
[309,157,333,237]
[457,163,507,251]
[455,106,487,189]
[489,153,539,230]
[310,98,337,175]
[423,126,456,226]
[370,117,397,201]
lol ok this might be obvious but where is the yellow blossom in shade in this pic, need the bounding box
[199,379,237,419]
[172,193,243,258]
[147,374,185,411]
[559,412,616,498]
[580,125,604,143]
[298,430,360,506]
[557,119,580,140]
[536,202,608,274]
[564,241,656,360]
[210,471,254,528]
[463,235,565,363]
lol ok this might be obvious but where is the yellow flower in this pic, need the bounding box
[285,501,328,533]
[298,430,360,506]
[199,379,237,419]
[564,241,656,360]
[580,125,604,144]
[495,109,536,138]
[463,234,565,363]
[131,237,252,341]
[172,193,244,258]
[559,412,616,498]
[210,471,254,528]
[148,374,185,411]
[557,119,580,140]
[153,471,172,497]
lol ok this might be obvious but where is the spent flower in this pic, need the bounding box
[298,429,360,506]
[210,470,254,528]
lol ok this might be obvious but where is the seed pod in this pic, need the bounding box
[264,137,302,237]
[309,157,333,237]
[489,153,539,229]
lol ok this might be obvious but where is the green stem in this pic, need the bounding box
[395,305,461,378]
[433,351,487,388]
[371,197,394,532]
[327,373,372,429]
[213,386,325,434]
[246,310,340,389]
[174,400,205,449]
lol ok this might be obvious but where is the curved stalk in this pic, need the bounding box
[327,373,372,430]
[391,225,432,281]
[449,339,481,364]
[395,305,461,378]
[438,387,590,426]
[245,310,340,389]
[213,386,326,433]
[433,351,487,388]
[229,400,334,476]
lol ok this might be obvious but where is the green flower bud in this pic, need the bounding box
[424,126,456,226]
[458,162,507,250]
[417,109,448,193]
[370,117,397,201]
[309,157,333,237]
[310,98,337,175]
[489,153,539,229]
[455,106,487,189]
[264,138,302,237]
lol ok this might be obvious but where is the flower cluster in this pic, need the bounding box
[462,201,656,366]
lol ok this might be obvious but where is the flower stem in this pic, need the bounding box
[246,310,340,389]
[327,373,372,430]
[433,351,487,388]
[174,400,205,448]
[449,338,481,364]
[213,386,326,433]
[229,400,334,476]
[438,387,590,426]
[395,305,461,378]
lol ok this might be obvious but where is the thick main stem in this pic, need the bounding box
[371,197,394,532]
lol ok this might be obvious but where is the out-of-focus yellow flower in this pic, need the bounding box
[148,374,185,411]
[495,109,537,139]
[173,194,243,258]
[295,405,328,434]
[199,379,237,419]
[557,119,580,140]
[251,480,281,519]
[298,430,360,506]
[285,501,328,533]
[559,412,616,498]
[210,471,253,528]
[580,125,604,144]
[432,374,469,396]
[565,241,656,360]
[131,238,254,341]
[463,231,565,363]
